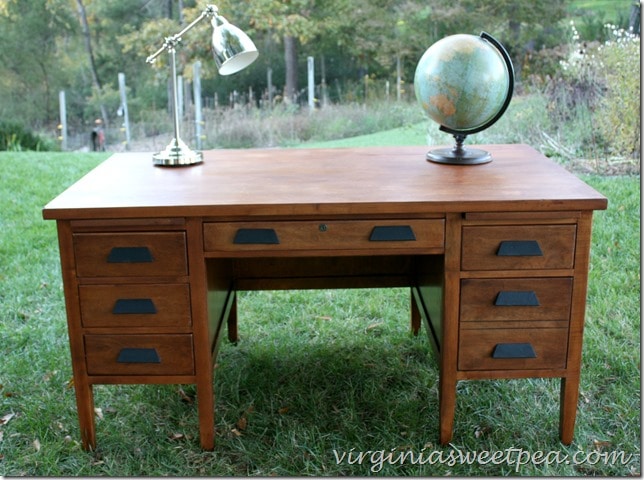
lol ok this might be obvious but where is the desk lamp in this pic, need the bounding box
[146,5,258,166]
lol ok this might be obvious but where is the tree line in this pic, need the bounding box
[0,0,631,137]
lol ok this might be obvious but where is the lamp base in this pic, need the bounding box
[153,137,203,167]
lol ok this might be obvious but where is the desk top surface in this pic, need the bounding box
[43,144,607,220]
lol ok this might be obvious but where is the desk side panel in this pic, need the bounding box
[55,220,96,450]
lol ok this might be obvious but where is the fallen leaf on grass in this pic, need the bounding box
[593,439,612,450]
[230,428,242,437]
[236,405,255,430]
[178,387,194,404]
[366,322,383,331]
[236,416,247,431]
[42,371,58,382]
[168,433,185,441]
[1,413,15,425]
[474,426,491,438]
[33,439,41,452]
[94,408,103,420]
[278,407,290,415]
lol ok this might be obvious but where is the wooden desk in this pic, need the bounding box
[43,145,607,450]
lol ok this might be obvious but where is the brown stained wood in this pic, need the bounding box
[73,232,188,277]
[460,278,573,322]
[203,218,445,254]
[43,145,607,220]
[78,284,191,328]
[42,145,608,450]
[84,334,194,376]
[458,327,569,371]
[461,225,577,271]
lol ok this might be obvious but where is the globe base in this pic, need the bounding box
[426,147,492,165]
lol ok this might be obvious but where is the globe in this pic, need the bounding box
[414,32,514,164]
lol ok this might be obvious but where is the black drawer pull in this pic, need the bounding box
[233,228,280,245]
[107,246,154,263]
[495,291,540,306]
[369,225,416,242]
[496,240,543,257]
[117,348,161,363]
[492,343,537,359]
[112,299,157,315]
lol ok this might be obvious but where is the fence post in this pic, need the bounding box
[267,67,273,108]
[118,73,131,150]
[193,61,203,150]
[629,2,640,35]
[58,90,67,150]
[396,55,402,102]
[307,56,315,112]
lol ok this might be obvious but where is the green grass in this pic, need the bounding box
[569,0,631,20]
[0,144,640,475]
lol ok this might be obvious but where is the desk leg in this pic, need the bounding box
[74,378,96,451]
[439,368,457,445]
[196,373,215,450]
[410,288,421,336]
[559,376,580,444]
[227,293,238,343]
[440,217,461,446]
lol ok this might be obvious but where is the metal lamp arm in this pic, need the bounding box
[146,5,219,64]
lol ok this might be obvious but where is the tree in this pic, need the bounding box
[0,0,76,126]
[75,0,108,126]
[243,0,323,103]
[462,0,570,79]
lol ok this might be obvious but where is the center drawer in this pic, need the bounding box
[203,219,444,254]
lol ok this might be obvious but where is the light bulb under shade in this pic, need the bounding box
[212,22,259,75]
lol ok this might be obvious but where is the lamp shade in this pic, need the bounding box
[212,16,258,75]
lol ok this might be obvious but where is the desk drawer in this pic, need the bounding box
[79,284,191,328]
[458,328,568,371]
[204,219,444,253]
[85,334,194,375]
[460,278,572,323]
[73,232,188,277]
[461,225,576,271]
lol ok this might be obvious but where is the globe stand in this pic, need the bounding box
[426,134,491,165]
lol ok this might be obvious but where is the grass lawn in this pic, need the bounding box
[0,143,639,475]
[569,0,634,23]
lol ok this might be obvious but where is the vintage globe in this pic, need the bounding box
[414,32,514,164]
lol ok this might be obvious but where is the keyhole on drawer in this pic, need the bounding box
[319,224,328,232]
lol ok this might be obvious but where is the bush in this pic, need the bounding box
[556,22,640,160]
[594,25,640,158]
[198,100,425,149]
[0,122,54,151]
